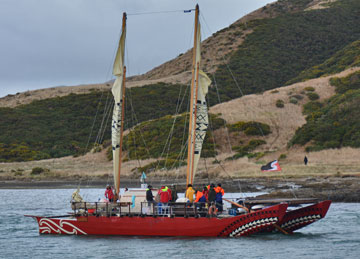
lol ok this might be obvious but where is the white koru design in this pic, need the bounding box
[39,218,87,235]
[229,217,278,237]
[111,102,122,150]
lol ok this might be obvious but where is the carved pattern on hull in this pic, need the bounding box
[229,217,278,237]
[39,218,87,235]
[280,214,321,231]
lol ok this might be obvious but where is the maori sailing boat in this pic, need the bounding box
[26,5,289,237]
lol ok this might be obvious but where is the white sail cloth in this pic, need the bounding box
[188,19,212,184]
[111,22,126,196]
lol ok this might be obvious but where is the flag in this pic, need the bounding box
[261,160,281,172]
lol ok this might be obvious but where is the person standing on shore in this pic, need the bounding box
[304,156,308,165]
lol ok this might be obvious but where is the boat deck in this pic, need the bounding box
[70,201,233,218]
[240,198,319,206]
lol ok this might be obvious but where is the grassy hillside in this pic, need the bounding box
[211,0,360,104]
[0,82,188,161]
[289,71,360,151]
[0,91,108,160]
[287,40,360,84]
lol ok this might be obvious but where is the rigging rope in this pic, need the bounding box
[127,9,195,16]
[201,12,298,199]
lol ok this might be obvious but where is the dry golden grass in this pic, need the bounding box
[210,67,360,152]
[305,0,338,11]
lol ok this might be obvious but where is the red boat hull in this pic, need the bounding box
[264,200,331,233]
[28,204,288,237]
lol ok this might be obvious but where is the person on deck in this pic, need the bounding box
[185,184,195,203]
[195,187,207,210]
[208,184,216,204]
[194,190,204,203]
[202,186,209,201]
[105,185,114,202]
[158,186,171,214]
[166,186,172,202]
[158,186,171,203]
[170,184,178,202]
[215,183,225,212]
[146,185,154,206]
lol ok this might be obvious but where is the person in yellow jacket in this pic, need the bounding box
[185,184,195,202]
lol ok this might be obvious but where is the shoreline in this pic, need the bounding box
[1,176,359,202]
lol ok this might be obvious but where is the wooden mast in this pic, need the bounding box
[186,4,200,186]
[116,66,126,199]
[115,12,127,200]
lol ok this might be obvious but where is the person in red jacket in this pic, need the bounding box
[158,186,170,203]
[158,186,171,214]
[105,185,114,202]
[167,186,172,202]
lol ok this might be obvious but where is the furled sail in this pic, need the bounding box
[111,13,126,197]
[187,5,212,185]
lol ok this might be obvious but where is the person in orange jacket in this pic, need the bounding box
[195,188,207,210]
[215,184,225,196]
[194,190,204,203]
[215,183,225,212]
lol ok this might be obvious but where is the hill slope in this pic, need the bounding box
[1,0,360,173]
[2,68,360,181]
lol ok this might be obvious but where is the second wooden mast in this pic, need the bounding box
[186,4,200,186]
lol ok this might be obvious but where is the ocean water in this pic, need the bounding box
[0,189,359,259]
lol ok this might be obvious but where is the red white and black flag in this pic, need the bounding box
[261,160,281,172]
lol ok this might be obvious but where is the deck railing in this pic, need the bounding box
[71,201,221,218]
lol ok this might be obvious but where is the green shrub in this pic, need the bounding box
[106,146,113,161]
[304,86,315,92]
[291,94,304,100]
[228,121,271,136]
[31,167,45,175]
[278,153,287,160]
[289,97,298,104]
[306,92,320,100]
[276,99,285,108]
[228,139,266,160]
[330,71,360,94]
[303,101,323,115]
[248,139,266,149]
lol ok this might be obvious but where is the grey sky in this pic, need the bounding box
[0,0,273,98]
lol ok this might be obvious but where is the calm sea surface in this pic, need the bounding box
[0,188,359,259]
